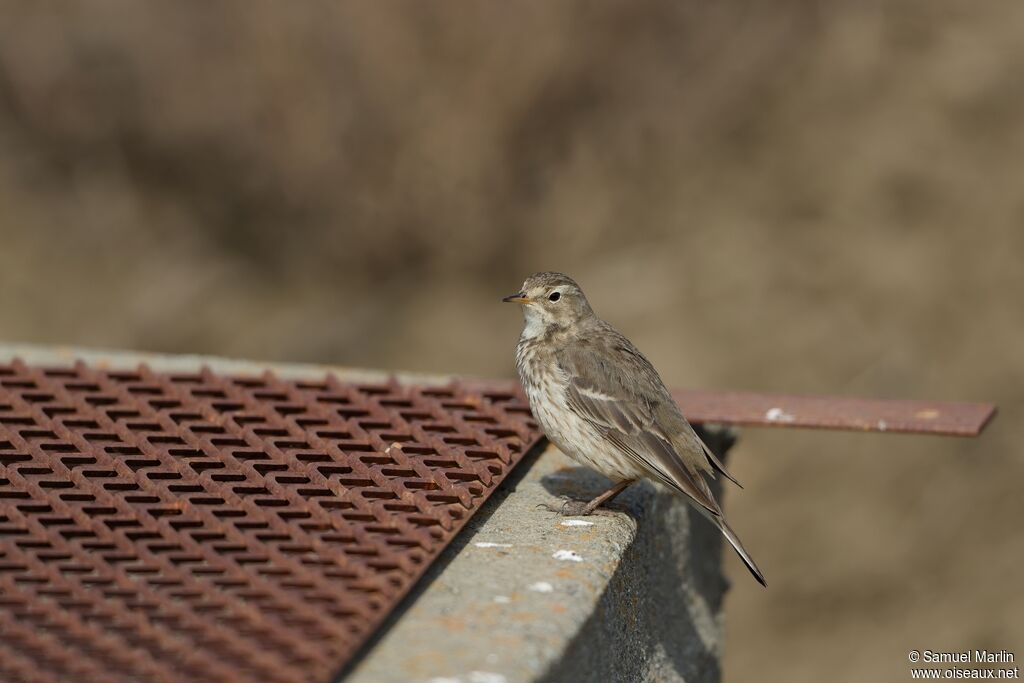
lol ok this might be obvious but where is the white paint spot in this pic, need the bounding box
[474,542,512,549]
[877,420,888,431]
[468,673,508,683]
[560,519,594,527]
[765,407,796,423]
[552,549,583,562]
[528,581,554,593]
[430,673,509,683]
[493,595,511,604]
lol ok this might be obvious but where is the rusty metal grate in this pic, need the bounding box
[0,359,540,683]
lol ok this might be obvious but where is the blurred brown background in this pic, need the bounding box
[1,2,1021,681]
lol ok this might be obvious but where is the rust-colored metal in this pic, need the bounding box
[461,380,996,437]
[0,359,541,683]
[669,390,996,437]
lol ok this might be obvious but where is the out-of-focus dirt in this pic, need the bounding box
[1,3,1021,681]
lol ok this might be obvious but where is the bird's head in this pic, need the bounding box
[502,271,595,335]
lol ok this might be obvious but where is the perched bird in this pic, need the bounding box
[503,271,765,586]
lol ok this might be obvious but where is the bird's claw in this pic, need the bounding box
[538,497,593,517]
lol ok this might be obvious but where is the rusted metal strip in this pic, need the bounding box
[670,390,996,437]
[462,379,995,437]
[0,359,542,683]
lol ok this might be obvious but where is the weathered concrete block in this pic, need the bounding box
[348,428,735,683]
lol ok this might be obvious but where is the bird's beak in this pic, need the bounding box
[502,292,531,304]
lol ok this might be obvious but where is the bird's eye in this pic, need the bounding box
[548,291,561,302]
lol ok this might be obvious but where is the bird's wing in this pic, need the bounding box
[671,412,743,488]
[556,339,722,516]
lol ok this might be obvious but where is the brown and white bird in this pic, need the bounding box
[503,271,765,586]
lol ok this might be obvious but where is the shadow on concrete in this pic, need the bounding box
[538,465,646,519]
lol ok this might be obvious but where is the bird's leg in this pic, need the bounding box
[543,479,635,516]
[579,479,634,514]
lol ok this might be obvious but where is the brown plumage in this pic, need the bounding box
[504,271,765,586]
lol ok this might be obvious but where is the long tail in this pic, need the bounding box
[691,504,766,587]
[716,517,766,587]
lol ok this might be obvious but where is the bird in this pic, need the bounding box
[503,271,765,586]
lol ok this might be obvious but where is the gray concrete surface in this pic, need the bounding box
[0,344,731,683]
[345,435,732,683]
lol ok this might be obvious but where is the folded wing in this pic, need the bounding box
[557,340,724,516]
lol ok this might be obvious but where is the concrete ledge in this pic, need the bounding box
[0,344,732,683]
[346,436,732,683]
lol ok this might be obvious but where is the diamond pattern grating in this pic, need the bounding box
[0,359,542,683]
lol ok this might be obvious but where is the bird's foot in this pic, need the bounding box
[537,496,593,517]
